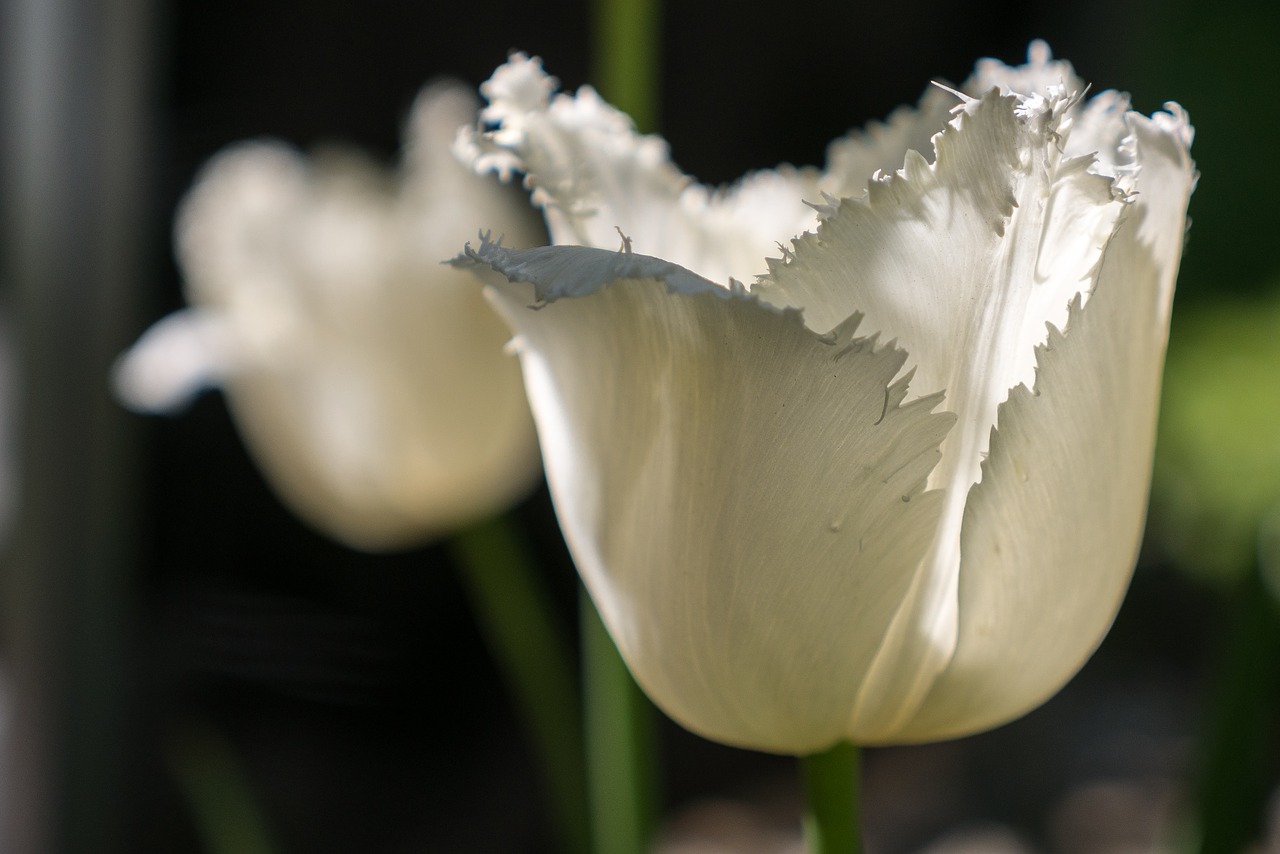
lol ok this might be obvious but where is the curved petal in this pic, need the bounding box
[458,55,822,284]
[894,104,1195,742]
[1064,89,1134,177]
[456,236,956,753]
[113,309,238,412]
[754,84,1125,739]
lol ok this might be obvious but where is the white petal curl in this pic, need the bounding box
[113,309,238,412]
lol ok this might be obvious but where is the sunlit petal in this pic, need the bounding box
[456,235,956,752]
[458,54,822,284]
[753,74,1126,737]
[898,104,1195,740]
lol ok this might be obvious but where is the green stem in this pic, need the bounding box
[1192,567,1280,854]
[801,741,861,854]
[451,516,589,854]
[581,2,664,850]
[581,588,658,854]
[590,0,661,132]
[166,720,280,854]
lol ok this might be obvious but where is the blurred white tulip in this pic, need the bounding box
[117,82,541,550]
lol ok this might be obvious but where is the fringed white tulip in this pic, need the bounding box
[116,82,542,550]
[454,44,1196,753]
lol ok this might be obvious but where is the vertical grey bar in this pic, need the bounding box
[1,0,154,851]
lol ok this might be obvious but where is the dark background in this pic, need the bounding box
[5,0,1280,851]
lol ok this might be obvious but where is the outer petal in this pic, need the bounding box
[755,85,1125,739]
[129,83,542,550]
[893,105,1195,742]
[455,236,956,753]
[458,55,823,284]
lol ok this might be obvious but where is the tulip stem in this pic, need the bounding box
[585,0,662,847]
[1191,567,1280,854]
[166,719,281,854]
[591,0,660,132]
[451,515,590,854]
[581,588,659,854]
[801,741,861,854]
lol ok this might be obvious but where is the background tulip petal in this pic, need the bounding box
[820,84,956,193]
[893,106,1195,742]
[114,309,238,412]
[120,83,542,550]
[459,237,958,753]
[966,39,1085,104]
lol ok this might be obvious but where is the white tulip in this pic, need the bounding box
[454,43,1196,753]
[116,82,541,550]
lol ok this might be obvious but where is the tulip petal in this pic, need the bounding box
[113,309,237,412]
[455,235,958,753]
[756,90,1120,392]
[459,54,823,284]
[753,82,1128,738]
[138,83,543,550]
[893,105,1194,742]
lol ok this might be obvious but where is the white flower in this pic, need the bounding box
[454,43,1196,753]
[116,82,542,550]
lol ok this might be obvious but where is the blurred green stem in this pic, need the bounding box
[1193,567,1280,854]
[582,590,658,854]
[591,0,660,132]
[801,741,861,854]
[582,0,664,851]
[451,516,589,854]
[167,720,280,854]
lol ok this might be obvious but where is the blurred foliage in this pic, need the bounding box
[1154,287,1280,585]
[1143,0,1280,595]
[1260,508,1280,606]
[1189,569,1280,854]
[1135,8,1280,839]
[1153,296,1280,852]
[166,720,280,854]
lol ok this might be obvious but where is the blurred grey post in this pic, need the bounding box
[1,0,154,851]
